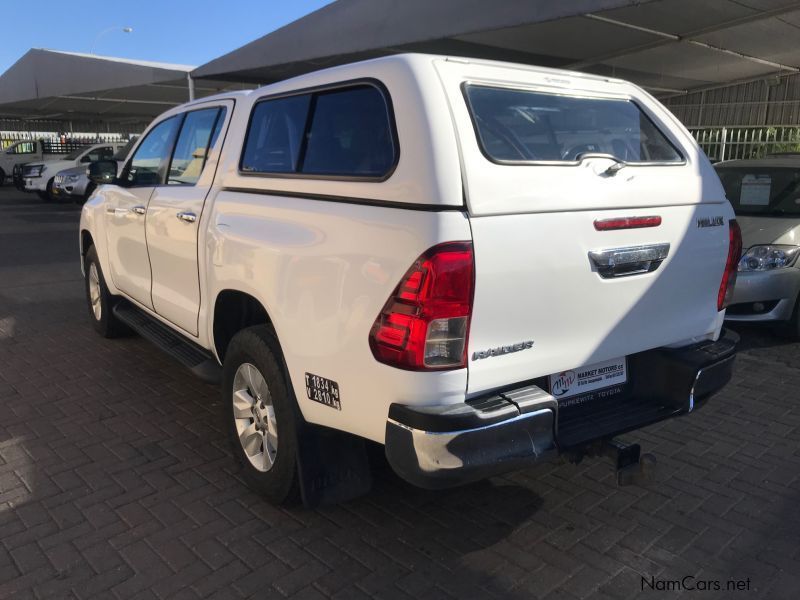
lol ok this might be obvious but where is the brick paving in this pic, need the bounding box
[0,186,798,599]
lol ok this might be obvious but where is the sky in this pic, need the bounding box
[0,0,333,73]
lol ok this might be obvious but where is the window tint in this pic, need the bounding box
[126,117,181,187]
[241,95,310,174]
[168,107,225,185]
[113,138,137,161]
[302,86,394,177]
[716,167,800,216]
[240,84,396,178]
[84,146,115,162]
[9,142,35,154]
[464,85,682,164]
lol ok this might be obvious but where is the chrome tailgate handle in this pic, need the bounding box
[589,243,670,278]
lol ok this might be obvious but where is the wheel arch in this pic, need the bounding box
[212,289,274,362]
[80,229,94,257]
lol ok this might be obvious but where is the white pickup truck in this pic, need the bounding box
[0,139,73,186]
[80,54,741,506]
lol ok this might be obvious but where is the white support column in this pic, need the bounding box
[187,74,196,102]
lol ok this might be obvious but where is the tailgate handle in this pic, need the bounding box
[589,243,670,278]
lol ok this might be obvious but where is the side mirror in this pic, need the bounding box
[88,160,117,184]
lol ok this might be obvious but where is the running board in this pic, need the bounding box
[113,301,221,384]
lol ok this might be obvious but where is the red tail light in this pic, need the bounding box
[369,242,474,370]
[718,219,743,311]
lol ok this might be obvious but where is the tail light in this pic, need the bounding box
[718,219,743,311]
[594,216,662,231]
[369,242,474,370]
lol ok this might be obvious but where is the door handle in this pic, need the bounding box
[176,211,197,223]
[589,243,670,278]
[106,207,130,217]
[105,206,144,216]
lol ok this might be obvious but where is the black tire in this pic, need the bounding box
[45,178,57,202]
[81,182,97,203]
[83,245,128,338]
[0,168,5,186]
[223,325,300,505]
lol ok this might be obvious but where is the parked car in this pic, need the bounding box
[80,54,740,506]
[0,139,76,186]
[715,153,800,334]
[22,141,128,201]
[52,139,137,203]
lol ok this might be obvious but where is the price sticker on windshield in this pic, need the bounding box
[740,174,771,206]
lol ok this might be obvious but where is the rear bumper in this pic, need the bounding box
[385,329,738,489]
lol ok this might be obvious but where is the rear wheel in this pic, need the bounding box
[83,246,128,338]
[223,325,300,505]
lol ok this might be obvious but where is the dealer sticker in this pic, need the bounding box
[305,373,341,410]
[549,357,627,399]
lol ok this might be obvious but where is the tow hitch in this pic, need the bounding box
[570,438,657,485]
[599,439,656,485]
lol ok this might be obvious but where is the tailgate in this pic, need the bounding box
[433,59,733,395]
[467,204,730,394]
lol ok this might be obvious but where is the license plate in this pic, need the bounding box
[549,357,627,399]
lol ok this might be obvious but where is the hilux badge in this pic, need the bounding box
[472,340,534,361]
[697,216,724,228]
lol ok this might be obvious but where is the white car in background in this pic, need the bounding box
[22,141,128,200]
[0,139,74,186]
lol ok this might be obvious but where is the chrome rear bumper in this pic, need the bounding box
[385,329,738,489]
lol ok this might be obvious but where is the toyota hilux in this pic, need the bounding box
[79,54,741,506]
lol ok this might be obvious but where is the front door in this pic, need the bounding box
[146,104,230,335]
[104,116,181,309]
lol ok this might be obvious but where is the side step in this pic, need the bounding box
[113,301,221,384]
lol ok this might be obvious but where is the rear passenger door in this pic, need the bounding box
[146,102,231,336]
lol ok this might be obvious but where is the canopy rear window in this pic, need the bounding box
[463,85,683,164]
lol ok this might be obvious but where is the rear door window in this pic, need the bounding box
[240,83,397,179]
[464,85,682,164]
[168,107,226,185]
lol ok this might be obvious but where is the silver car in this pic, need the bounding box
[52,138,136,202]
[715,154,800,334]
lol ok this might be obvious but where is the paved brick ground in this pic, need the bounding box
[0,186,798,600]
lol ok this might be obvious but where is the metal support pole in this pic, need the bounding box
[187,74,196,102]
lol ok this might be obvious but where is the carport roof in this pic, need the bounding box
[0,49,241,123]
[192,0,800,96]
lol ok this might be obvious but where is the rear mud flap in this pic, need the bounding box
[295,424,372,508]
